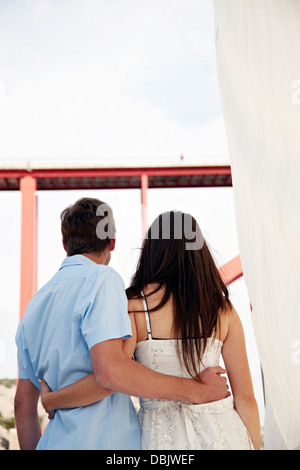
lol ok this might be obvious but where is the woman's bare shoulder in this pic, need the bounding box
[128,296,144,313]
[217,302,236,342]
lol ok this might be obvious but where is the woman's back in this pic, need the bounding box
[132,283,225,377]
[129,285,254,450]
[131,281,229,343]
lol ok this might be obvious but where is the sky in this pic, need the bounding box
[0,1,265,422]
[0,0,228,161]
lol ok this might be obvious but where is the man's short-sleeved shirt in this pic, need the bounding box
[15,255,141,450]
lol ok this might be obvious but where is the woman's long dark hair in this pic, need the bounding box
[127,211,231,381]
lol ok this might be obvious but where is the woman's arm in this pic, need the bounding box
[221,306,261,450]
[40,373,111,415]
[41,313,137,414]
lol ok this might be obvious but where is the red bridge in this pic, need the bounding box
[0,162,242,318]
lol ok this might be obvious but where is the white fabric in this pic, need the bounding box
[213,0,300,449]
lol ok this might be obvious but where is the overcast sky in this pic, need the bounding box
[0,0,265,422]
[0,0,228,161]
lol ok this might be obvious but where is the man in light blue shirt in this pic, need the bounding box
[16,255,140,450]
[15,198,140,450]
[14,197,229,450]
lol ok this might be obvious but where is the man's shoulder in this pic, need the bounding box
[94,265,125,288]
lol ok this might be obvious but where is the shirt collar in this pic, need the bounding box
[59,254,97,270]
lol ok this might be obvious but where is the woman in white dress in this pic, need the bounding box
[40,211,260,450]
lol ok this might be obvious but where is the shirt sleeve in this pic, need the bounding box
[80,268,132,350]
[16,348,29,379]
[15,324,41,389]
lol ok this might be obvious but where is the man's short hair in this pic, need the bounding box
[60,197,116,256]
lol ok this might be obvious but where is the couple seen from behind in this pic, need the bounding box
[14,197,260,450]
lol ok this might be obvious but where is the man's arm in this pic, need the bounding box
[40,347,229,413]
[91,338,230,404]
[40,312,138,415]
[14,379,41,450]
[40,313,229,414]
